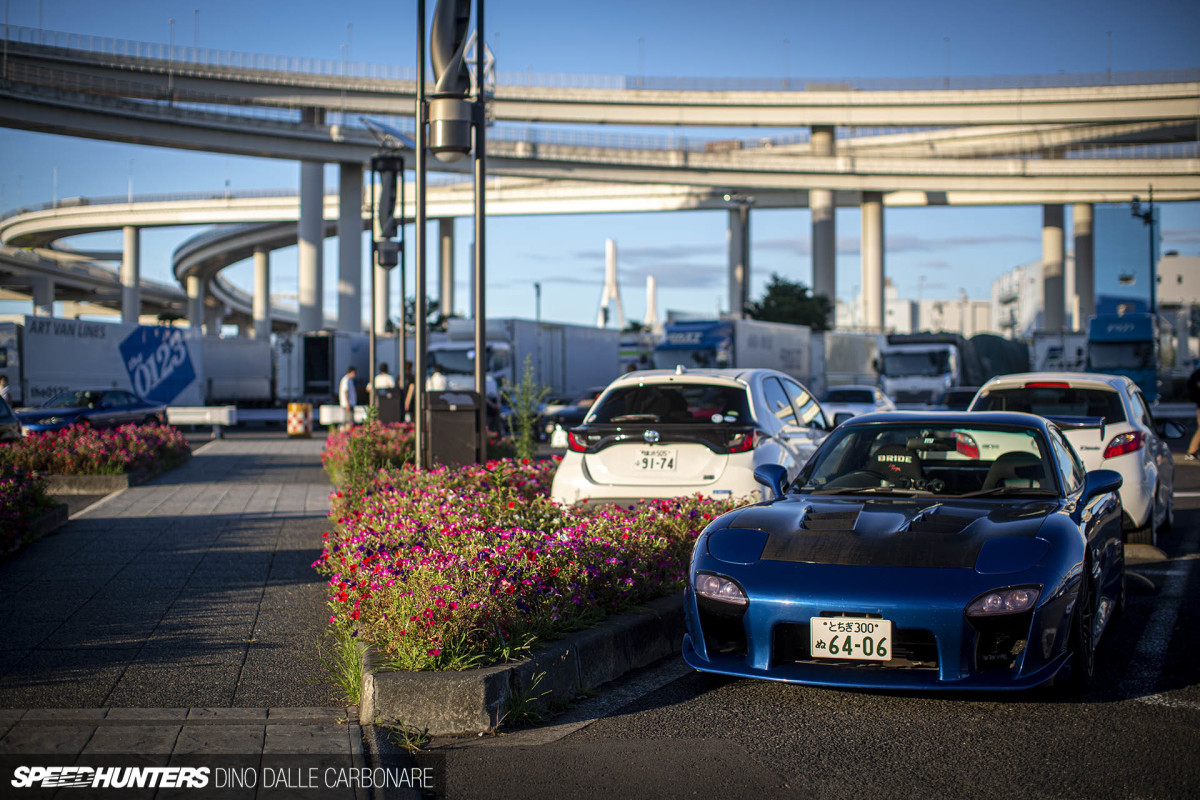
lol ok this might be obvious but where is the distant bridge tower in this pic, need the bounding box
[597,238,626,329]
[644,274,662,335]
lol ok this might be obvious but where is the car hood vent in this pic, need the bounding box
[800,508,860,531]
[905,511,976,536]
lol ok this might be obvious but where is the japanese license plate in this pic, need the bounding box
[634,448,676,471]
[810,617,893,661]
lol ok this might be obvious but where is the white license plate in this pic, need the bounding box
[810,617,893,661]
[634,448,676,471]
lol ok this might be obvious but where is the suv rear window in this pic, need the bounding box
[973,386,1126,422]
[825,389,874,404]
[588,384,752,425]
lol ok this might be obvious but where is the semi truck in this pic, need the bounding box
[428,318,621,399]
[1086,312,1159,402]
[0,316,270,408]
[652,319,812,382]
[876,332,1028,404]
[809,331,881,398]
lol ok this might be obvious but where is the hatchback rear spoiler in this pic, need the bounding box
[1045,415,1106,442]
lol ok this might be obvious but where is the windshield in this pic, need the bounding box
[44,390,102,409]
[652,348,725,370]
[973,386,1126,423]
[1089,341,1154,370]
[588,383,751,425]
[825,389,874,404]
[881,350,951,378]
[798,422,1057,498]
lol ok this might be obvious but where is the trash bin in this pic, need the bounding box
[287,403,312,438]
[377,389,405,424]
[424,390,480,466]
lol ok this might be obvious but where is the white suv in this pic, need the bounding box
[969,372,1176,544]
[550,368,831,507]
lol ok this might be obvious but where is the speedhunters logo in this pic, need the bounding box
[11,766,209,789]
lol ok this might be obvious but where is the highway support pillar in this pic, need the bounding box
[121,225,140,325]
[1043,205,1066,332]
[373,261,390,336]
[439,218,455,319]
[338,162,364,332]
[253,245,271,340]
[861,191,885,333]
[1073,203,1094,324]
[31,275,54,317]
[298,157,325,333]
[727,205,750,318]
[187,275,205,332]
[205,304,225,336]
[810,125,836,305]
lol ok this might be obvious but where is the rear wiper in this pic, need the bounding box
[958,486,1057,498]
[609,414,661,423]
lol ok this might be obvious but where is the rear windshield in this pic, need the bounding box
[825,389,874,404]
[588,383,752,425]
[973,386,1126,423]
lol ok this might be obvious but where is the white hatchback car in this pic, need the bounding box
[550,368,831,507]
[968,372,1178,544]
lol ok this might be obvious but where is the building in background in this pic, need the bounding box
[990,255,1080,339]
[837,279,993,336]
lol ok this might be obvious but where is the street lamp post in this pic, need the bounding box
[1131,185,1157,316]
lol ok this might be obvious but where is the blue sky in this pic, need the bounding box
[1,0,1198,327]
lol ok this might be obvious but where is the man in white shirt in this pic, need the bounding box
[338,366,358,429]
[371,362,397,395]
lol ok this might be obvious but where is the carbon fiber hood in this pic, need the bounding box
[724,496,1056,569]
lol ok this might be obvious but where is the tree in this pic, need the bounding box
[745,273,832,331]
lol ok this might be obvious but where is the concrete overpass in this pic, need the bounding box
[1,25,1198,332]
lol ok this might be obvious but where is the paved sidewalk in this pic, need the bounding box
[0,435,338,709]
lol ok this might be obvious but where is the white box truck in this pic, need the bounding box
[652,319,812,383]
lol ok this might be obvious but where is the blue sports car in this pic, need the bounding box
[18,388,167,433]
[684,411,1124,692]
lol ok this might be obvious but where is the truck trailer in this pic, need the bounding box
[652,319,812,383]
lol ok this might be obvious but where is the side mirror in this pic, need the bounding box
[833,412,855,427]
[753,464,789,500]
[1082,468,1122,501]
[1157,420,1185,440]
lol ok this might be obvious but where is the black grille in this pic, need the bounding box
[697,598,747,658]
[970,613,1032,671]
[907,513,976,535]
[771,622,939,670]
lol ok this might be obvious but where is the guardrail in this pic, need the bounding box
[166,405,237,438]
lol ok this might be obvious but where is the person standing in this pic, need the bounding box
[0,376,9,403]
[1186,361,1200,461]
[370,362,396,396]
[339,365,358,430]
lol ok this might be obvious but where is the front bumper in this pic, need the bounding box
[683,559,1075,691]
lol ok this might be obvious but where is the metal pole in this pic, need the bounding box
[474,0,487,462]
[399,166,407,412]
[369,161,377,409]
[1148,184,1156,317]
[167,18,175,99]
[415,0,428,469]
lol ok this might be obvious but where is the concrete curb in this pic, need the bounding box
[359,595,684,736]
[39,454,189,495]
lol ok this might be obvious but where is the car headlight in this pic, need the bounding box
[42,417,64,425]
[966,586,1040,617]
[695,572,748,606]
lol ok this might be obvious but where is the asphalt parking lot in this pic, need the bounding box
[435,453,1200,800]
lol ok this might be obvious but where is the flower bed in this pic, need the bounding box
[0,424,191,475]
[322,421,415,486]
[315,458,738,672]
[0,466,53,554]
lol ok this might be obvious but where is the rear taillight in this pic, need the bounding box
[727,431,757,453]
[567,431,589,453]
[954,431,980,460]
[1024,381,1071,389]
[1103,430,1143,459]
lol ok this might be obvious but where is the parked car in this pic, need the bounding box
[821,384,896,426]
[684,410,1125,692]
[928,386,981,412]
[542,385,609,445]
[968,372,1179,545]
[17,389,167,433]
[550,368,831,506]
[0,394,21,442]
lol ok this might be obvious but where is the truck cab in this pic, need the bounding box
[1086,312,1158,402]
[877,342,959,404]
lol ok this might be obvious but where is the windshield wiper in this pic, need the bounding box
[609,414,662,423]
[958,486,1057,498]
[808,486,928,496]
